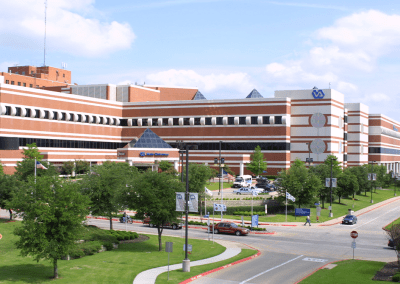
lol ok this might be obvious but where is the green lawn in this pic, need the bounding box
[385,217,400,230]
[0,219,233,283]
[156,249,257,283]
[206,181,233,191]
[300,260,386,284]
[219,189,398,223]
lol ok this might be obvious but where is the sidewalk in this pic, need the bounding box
[132,240,242,284]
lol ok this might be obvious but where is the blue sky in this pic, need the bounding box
[1,0,400,121]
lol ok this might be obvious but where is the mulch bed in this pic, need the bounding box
[120,234,149,244]
[373,261,399,281]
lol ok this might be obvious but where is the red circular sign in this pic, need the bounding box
[350,231,358,239]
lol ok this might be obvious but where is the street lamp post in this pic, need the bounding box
[306,142,312,167]
[329,156,337,218]
[214,141,225,220]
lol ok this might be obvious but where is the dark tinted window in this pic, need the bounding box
[251,116,258,125]
[216,117,223,125]
[239,117,246,125]
[275,116,282,124]
[205,117,212,125]
[263,116,270,124]
[194,118,201,125]
[228,117,234,125]
[173,118,179,126]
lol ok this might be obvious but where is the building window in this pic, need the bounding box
[239,117,246,125]
[173,118,179,126]
[344,133,347,141]
[22,71,25,75]
[344,116,348,123]
[263,116,270,124]
[162,118,168,126]
[205,117,212,125]
[228,117,235,125]
[275,116,283,124]
[29,84,33,88]
[251,116,258,125]
[194,118,201,125]
[63,74,65,78]
[11,81,14,85]
[216,117,223,125]
[31,71,34,75]
[17,82,21,86]
[184,118,190,125]
[23,83,26,87]
[5,80,9,84]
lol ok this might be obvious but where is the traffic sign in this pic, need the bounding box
[351,241,356,249]
[350,231,358,239]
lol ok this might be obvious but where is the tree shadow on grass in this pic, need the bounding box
[0,263,53,283]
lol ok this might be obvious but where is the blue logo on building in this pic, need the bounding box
[139,152,145,157]
[139,152,169,157]
[312,89,325,99]
[393,125,398,132]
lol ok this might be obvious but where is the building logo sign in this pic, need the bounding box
[139,152,169,157]
[394,125,398,132]
[312,89,325,99]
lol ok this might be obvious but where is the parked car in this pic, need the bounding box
[209,222,249,236]
[342,215,357,225]
[233,187,259,195]
[143,217,182,229]
[256,177,270,184]
[388,238,400,248]
[263,183,277,192]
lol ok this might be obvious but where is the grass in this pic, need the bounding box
[206,181,233,191]
[216,189,398,223]
[0,220,228,283]
[300,259,386,284]
[385,217,400,230]
[156,249,257,283]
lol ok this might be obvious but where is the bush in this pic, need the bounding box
[68,246,85,259]
[393,271,400,282]
[245,226,266,231]
[103,241,114,251]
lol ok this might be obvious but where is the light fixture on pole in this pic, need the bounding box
[214,141,225,220]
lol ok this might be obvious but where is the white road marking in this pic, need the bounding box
[302,257,328,263]
[354,206,400,229]
[239,255,304,284]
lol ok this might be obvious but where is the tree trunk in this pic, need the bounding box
[338,195,341,204]
[53,258,58,279]
[109,214,113,230]
[158,225,164,251]
[9,209,12,220]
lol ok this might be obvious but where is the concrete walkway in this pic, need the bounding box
[132,240,242,284]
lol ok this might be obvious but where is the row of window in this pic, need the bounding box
[169,142,290,151]
[5,80,39,88]
[369,147,400,155]
[2,105,286,127]
[18,137,126,149]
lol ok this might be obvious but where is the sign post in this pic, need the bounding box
[350,231,358,260]
[165,242,173,280]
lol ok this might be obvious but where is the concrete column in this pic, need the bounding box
[174,160,178,171]
[239,163,244,176]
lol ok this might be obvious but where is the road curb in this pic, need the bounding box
[179,244,261,284]
[293,259,349,284]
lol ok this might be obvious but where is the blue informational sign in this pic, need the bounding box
[295,208,311,216]
[251,215,259,227]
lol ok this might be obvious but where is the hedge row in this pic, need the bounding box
[234,211,267,216]
[109,230,139,241]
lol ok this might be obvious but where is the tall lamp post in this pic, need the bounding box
[329,156,337,218]
[214,141,225,220]
[305,142,313,167]
[370,161,376,203]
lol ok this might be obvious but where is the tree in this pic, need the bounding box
[61,161,75,175]
[337,169,359,204]
[75,160,90,174]
[126,171,184,251]
[80,162,137,229]
[10,176,90,279]
[0,174,21,220]
[279,159,321,208]
[246,146,267,177]
[0,161,4,175]
[348,165,369,195]
[309,164,330,208]
[14,143,58,181]
[386,224,400,267]
[159,160,173,172]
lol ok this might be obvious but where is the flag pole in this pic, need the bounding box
[34,158,37,184]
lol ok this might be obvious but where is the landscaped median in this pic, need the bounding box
[297,259,390,284]
[0,218,258,283]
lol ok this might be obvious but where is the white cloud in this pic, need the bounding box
[363,93,391,102]
[0,0,135,57]
[146,69,253,94]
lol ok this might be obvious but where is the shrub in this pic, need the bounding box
[103,242,114,251]
[80,241,102,255]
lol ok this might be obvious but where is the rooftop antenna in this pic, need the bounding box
[43,0,48,67]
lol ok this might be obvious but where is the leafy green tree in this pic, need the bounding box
[76,160,90,174]
[126,171,185,251]
[309,164,330,208]
[0,174,21,220]
[337,169,359,203]
[80,162,137,229]
[10,176,90,279]
[14,143,57,181]
[246,145,267,177]
[0,161,4,175]
[279,159,321,208]
[348,165,369,195]
[159,160,173,172]
[61,161,75,175]
[323,154,342,177]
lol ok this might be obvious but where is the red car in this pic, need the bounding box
[209,222,249,236]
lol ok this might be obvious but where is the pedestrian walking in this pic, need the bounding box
[304,215,311,226]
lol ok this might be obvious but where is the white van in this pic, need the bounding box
[232,175,253,188]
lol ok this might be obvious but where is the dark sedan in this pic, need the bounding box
[342,215,357,225]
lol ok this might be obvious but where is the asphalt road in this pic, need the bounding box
[87,197,400,283]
